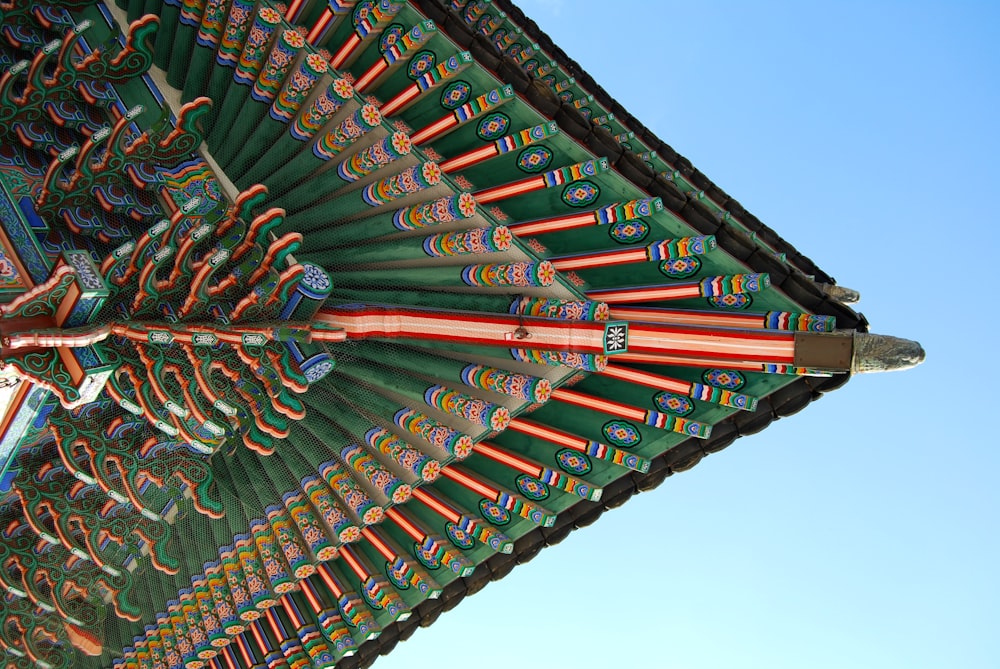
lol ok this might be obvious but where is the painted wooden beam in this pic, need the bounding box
[548,235,716,272]
[474,158,608,204]
[317,304,628,355]
[551,388,711,439]
[587,273,770,304]
[608,305,836,332]
[506,197,661,236]
[507,418,651,472]
[380,51,474,117]
[409,86,515,145]
[599,363,758,411]
[440,121,558,173]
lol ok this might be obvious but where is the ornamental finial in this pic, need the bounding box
[851,333,926,373]
[818,282,861,304]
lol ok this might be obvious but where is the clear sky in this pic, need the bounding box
[378,2,999,668]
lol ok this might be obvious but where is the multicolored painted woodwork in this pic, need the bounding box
[237,77,354,187]
[441,121,559,173]
[336,131,413,182]
[460,363,551,403]
[395,408,474,460]
[473,440,598,500]
[212,28,310,170]
[367,427,441,481]
[410,485,513,553]
[352,20,437,93]
[0,3,915,668]
[394,191,478,229]
[379,50,474,117]
[622,321,797,367]
[600,363,758,411]
[439,462,556,526]
[424,384,511,431]
[508,348,608,372]
[310,224,511,266]
[587,273,771,304]
[609,305,837,332]
[205,5,285,149]
[551,388,711,438]
[327,0,406,69]
[549,235,717,272]
[460,260,555,287]
[360,161,443,207]
[410,85,516,145]
[510,296,610,321]
[473,158,609,204]
[507,196,662,236]
[293,78,356,141]
[319,303,628,356]
[266,104,385,198]
[255,30,305,103]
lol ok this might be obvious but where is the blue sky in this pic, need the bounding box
[378,2,999,667]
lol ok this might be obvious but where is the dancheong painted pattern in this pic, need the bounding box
[0,2,922,668]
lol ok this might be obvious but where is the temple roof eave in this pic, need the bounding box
[408,0,868,331]
[0,1,923,667]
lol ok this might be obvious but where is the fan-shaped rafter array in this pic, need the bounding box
[0,2,922,668]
